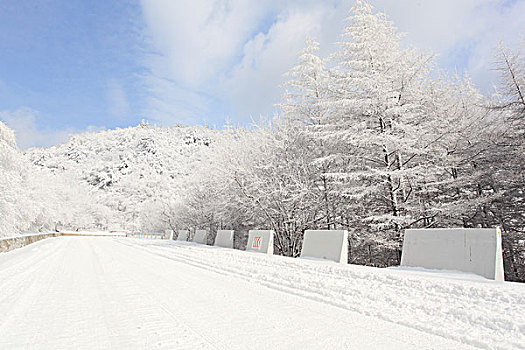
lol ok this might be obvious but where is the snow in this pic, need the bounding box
[25,124,219,233]
[0,237,523,349]
[60,230,128,237]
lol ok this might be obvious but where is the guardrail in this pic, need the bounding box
[0,231,128,253]
[0,233,62,253]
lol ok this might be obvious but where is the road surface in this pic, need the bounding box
[0,236,523,349]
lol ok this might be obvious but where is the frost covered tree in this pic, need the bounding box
[178,119,323,256]
[0,121,29,237]
[313,0,438,263]
[29,168,113,232]
[279,37,329,126]
[493,42,525,117]
[411,74,490,225]
[228,120,320,256]
[0,120,130,236]
[276,1,512,268]
[279,37,341,231]
[0,122,83,236]
[27,123,218,233]
[485,41,525,281]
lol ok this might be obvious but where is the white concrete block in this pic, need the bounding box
[300,230,348,264]
[401,227,504,281]
[193,230,208,244]
[214,230,234,249]
[246,230,274,255]
[177,230,189,241]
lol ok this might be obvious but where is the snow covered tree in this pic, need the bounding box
[27,123,218,233]
[228,120,320,256]
[279,37,330,126]
[412,74,487,223]
[279,37,341,230]
[493,42,525,118]
[313,0,437,263]
[0,121,28,237]
[485,41,525,281]
[275,1,513,267]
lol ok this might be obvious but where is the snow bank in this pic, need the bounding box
[131,240,525,350]
[401,228,504,281]
[214,230,234,248]
[128,233,167,239]
[300,230,348,263]
[61,231,127,237]
[246,230,274,255]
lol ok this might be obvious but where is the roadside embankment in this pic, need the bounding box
[0,231,127,253]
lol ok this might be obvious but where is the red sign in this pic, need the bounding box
[253,236,262,248]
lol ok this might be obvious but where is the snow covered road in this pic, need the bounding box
[0,237,523,349]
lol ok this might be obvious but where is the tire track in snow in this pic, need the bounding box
[113,239,464,350]
[119,239,524,350]
[92,239,227,350]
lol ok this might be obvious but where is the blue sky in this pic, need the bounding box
[0,0,524,148]
[0,1,143,133]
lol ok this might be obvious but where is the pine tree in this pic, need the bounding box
[279,37,329,126]
[318,0,435,263]
[279,37,339,230]
[486,42,525,281]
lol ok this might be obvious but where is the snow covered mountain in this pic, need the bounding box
[26,122,219,232]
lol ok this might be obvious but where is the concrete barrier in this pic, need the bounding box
[193,230,208,244]
[0,233,61,253]
[1,231,128,253]
[300,230,348,264]
[214,230,234,248]
[177,230,189,241]
[128,233,165,239]
[246,230,274,255]
[401,227,505,281]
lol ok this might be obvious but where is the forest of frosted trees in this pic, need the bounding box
[1,1,523,281]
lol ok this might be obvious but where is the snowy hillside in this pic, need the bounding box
[26,122,219,231]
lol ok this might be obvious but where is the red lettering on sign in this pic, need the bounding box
[253,236,262,248]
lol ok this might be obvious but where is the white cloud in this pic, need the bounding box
[138,0,525,125]
[224,5,345,122]
[0,108,103,149]
[138,0,286,124]
[139,0,346,124]
[371,0,525,92]
[140,0,279,87]
[140,73,211,126]
[107,79,130,117]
